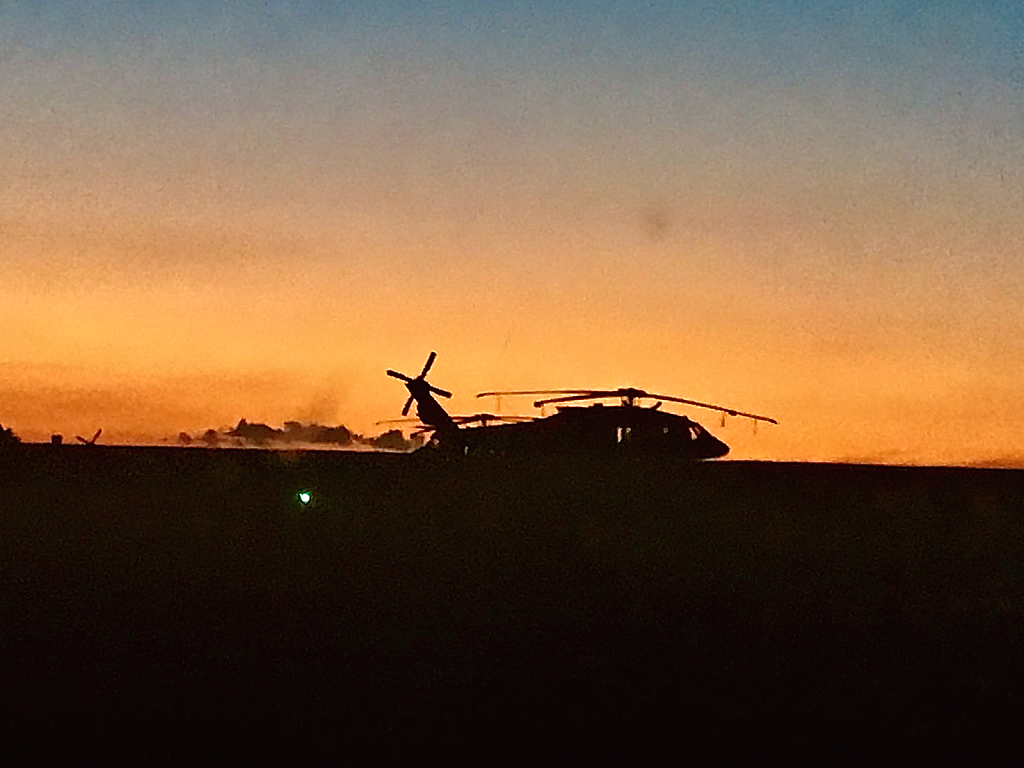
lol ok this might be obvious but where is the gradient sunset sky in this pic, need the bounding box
[2,1,1022,464]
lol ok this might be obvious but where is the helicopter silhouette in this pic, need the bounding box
[387,353,775,459]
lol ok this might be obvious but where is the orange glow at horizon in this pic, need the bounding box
[4,208,1022,466]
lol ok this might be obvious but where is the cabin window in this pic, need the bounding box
[662,427,669,434]
[688,426,700,441]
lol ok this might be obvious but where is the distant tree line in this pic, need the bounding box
[178,419,421,451]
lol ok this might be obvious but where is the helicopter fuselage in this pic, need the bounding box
[427,403,729,459]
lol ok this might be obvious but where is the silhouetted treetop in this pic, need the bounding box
[0,424,21,447]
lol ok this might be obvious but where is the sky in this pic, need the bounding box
[2,0,1022,464]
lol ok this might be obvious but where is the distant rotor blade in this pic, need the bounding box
[645,393,778,424]
[452,413,533,425]
[387,369,413,383]
[420,351,437,378]
[453,414,489,424]
[533,392,619,407]
[477,389,594,398]
[75,428,102,445]
[427,384,453,399]
[402,395,415,416]
[375,417,422,425]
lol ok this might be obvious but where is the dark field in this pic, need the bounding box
[2,445,1023,759]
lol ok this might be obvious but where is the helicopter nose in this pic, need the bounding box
[707,435,729,459]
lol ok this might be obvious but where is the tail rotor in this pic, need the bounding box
[386,351,454,420]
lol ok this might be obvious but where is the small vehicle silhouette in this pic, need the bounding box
[387,353,775,459]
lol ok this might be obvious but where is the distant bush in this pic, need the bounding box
[367,429,415,452]
[0,424,21,447]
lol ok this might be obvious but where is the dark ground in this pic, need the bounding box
[2,445,1023,760]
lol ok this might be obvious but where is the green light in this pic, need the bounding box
[297,491,312,505]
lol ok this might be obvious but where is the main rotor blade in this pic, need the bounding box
[420,351,437,378]
[530,389,777,423]
[482,384,776,423]
[477,389,594,398]
[427,384,453,399]
[387,369,413,383]
[401,395,415,416]
[647,393,778,424]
